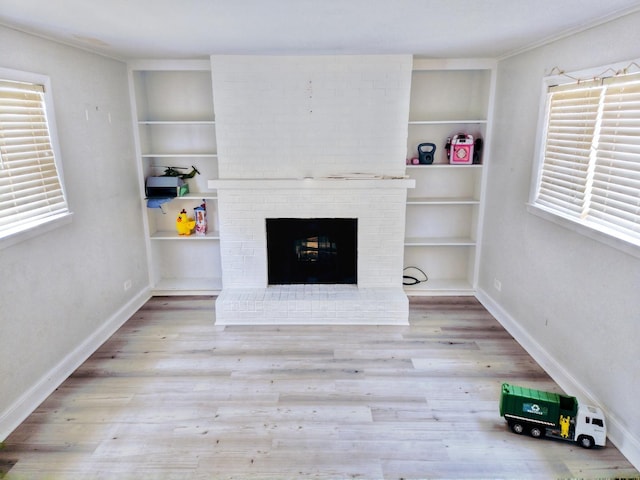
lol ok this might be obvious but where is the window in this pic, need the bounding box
[0,68,70,248]
[530,64,640,254]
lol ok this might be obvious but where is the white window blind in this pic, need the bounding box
[0,78,69,238]
[590,75,640,238]
[538,81,602,216]
[534,71,640,246]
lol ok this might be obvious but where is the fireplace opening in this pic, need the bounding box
[266,218,357,285]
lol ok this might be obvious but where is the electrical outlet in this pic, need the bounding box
[494,278,502,292]
[124,279,132,291]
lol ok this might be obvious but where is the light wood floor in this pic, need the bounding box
[1,296,637,479]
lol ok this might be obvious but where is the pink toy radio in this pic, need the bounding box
[447,134,474,165]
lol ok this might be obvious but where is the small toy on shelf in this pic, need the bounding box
[194,201,207,236]
[499,382,606,448]
[176,209,196,236]
[446,134,474,164]
[162,165,200,179]
[417,142,436,164]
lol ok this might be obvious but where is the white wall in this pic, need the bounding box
[478,12,640,466]
[210,55,412,179]
[0,26,149,439]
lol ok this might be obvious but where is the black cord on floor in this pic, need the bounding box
[403,266,428,285]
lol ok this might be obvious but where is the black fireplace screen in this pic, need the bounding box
[266,218,357,285]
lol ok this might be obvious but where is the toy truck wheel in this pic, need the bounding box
[530,427,543,438]
[578,435,594,449]
[510,422,525,434]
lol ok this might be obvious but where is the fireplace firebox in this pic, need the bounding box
[266,218,357,285]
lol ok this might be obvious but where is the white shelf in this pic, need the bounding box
[167,192,217,200]
[408,119,487,125]
[405,236,476,246]
[142,153,218,158]
[403,61,495,295]
[404,278,474,296]
[406,164,482,169]
[406,196,479,205]
[139,120,215,125]
[151,230,220,240]
[130,62,222,296]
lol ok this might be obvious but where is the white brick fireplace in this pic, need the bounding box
[209,55,414,325]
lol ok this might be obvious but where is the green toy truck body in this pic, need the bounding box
[499,383,606,448]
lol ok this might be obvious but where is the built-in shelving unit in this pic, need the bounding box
[126,57,494,297]
[128,60,222,295]
[404,59,496,296]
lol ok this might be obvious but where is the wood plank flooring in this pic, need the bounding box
[1,296,637,479]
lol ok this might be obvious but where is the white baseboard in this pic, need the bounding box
[0,288,151,442]
[476,288,640,471]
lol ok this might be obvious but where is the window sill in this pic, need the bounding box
[526,203,640,259]
[0,212,73,251]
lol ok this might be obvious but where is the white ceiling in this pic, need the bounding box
[1,0,640,60]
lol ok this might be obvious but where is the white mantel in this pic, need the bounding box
[208,177,415,190]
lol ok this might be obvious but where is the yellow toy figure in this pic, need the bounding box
[560,415,570,438]
[176,209,196,235]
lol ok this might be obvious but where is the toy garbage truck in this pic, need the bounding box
[499,382,606,448]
